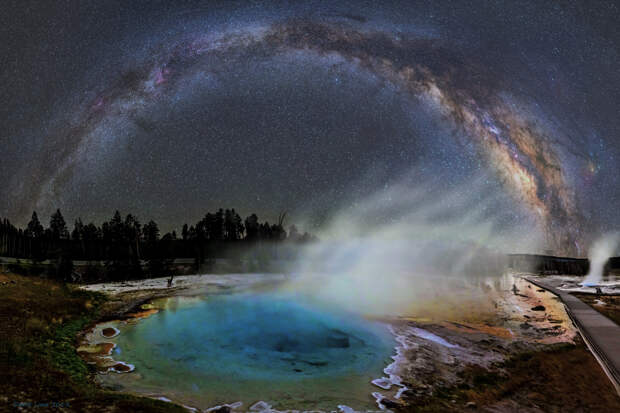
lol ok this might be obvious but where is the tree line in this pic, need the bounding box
[0,209,315,281]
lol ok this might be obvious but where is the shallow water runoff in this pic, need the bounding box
[98,289,395,411]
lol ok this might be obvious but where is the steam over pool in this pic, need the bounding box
[100,291,394,410]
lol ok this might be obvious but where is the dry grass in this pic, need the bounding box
[0,273,185,412]
[401,340,620,412]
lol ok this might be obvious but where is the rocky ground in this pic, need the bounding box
[368,275,620,412]
[2,271,619,412]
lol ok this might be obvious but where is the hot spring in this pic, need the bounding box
[95,290,395,410]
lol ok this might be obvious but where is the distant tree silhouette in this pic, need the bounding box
[71,218,84,241]
[99,211,142,280]
[195,214,208,241]
[233,210,244,239]
[271,213,287,241]
[102,211,122,248]
[203,212,215,240]
[109,211,124,243]
[124,214,142,260]
[213,209,224,241]
[224,209,244,240]
[244,214,259,241]
[25,212,45,261]
[0,207,316,282]
[143,220,167,277]
[259,222,271,239]
[72,218,86,257]
[82,223,101,240]
[101,211,123,261]
[49,209,69,240]
[143,220,160,244]
[25,212,44,238]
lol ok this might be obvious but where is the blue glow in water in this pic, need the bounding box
[108,292,394,409]
[121,293,391,379]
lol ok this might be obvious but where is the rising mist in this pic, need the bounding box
[283,175,544,318]
[583,233,619,286]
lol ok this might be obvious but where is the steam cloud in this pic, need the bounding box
[284,175,544,318]
[583,234,619,286]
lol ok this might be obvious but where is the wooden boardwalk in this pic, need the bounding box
[525,277,620,395]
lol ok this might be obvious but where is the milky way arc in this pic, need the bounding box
[16,19,583,255]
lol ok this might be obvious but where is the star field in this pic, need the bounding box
[1,0,619,255]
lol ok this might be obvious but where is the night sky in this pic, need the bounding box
[1,0,619,255]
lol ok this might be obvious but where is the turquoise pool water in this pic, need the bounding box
[101,291,395,410]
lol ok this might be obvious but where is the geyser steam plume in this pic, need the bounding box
[286,175,544,318]
[583,234,619,286]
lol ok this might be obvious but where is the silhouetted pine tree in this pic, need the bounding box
[72,218,85,258]
[0,207,316,281]
[49,209,69,240]
[25,212,44,238]
[244,214,259,241]
[124,214,142,260]
[233,210,244,239]
[143,220,160,244]
[213,209,224,241]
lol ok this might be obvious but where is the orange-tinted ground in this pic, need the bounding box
[391,275,620,412]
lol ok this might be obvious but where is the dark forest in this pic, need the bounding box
[0,209,315,282]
